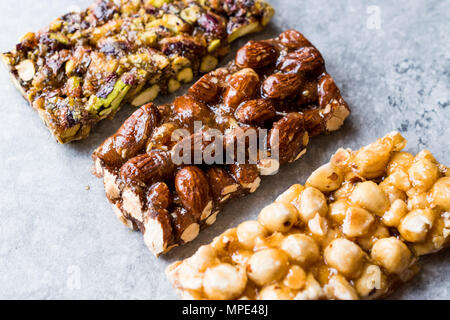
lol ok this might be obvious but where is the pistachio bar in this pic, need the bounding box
[166,132,450,300]
[92,30,350,256]
[2,0,274,143]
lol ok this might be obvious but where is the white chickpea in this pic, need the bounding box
[406,190,429,210]
[211,228,237,252]
[408,158,440,191]
[247,249,289,286]
[294,187,328,222]
[349,181,389,215]
[231,249,254,267]
[281,234,320,265]
[371,237,412,274]
[308,213,328,236]
[276,184,304,205]
[324,238,364,278]
[357,224,390,251]
[342,207,375,238]
[332,181,355,200]
[387,152,414,175]
[283,265,306,290]
[187,245,219,271]
[173,262,204,291]
[382,199,407,227]
[203,263,247,300]
[237,221,268,249]
[259,284,293,300]
[352,133,404,179]
[384,169,411,192]
[398,209,435,243]
[325,275,359,300]
[294,274,325,300]
[306,163,343,192]
[354,264,387,298]
[431,177,450,211]
[328,199,349,223]
[331,148,351,169]
[258,202,298,233]
[416,149,438,163]
[379,181,406,204]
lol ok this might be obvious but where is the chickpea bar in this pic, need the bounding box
[166,132,450,300]
[92,30,350,256]
[1,0,274,143]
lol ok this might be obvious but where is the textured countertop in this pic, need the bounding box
[0,0,449,299]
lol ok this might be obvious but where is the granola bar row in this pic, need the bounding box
[2,0,274,143]
[166,132,450,300]
[92,30,350,256]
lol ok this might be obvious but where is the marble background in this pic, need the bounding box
[0,0,448,299]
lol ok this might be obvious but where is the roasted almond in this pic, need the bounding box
[269,112,308,164]
[119,150,175,186]
[175,166,213,219]
[147,182,172,210]
[262,73,303,99]
[170,207,200,243]
[229,163,261,193]
[235,98,276,125]
[235,41,278,69]
[188,73,219,103]
[318,74,344,108]
[143,207,174,256]
[223,68,260,110]
[173,95,214,125]
[147,122,178,151]
[303,108,325,137]
[95,103,159,166]
[277,47,325,76]
[296,80,319,106]
[207,167,240,203]
[279,29,312,49]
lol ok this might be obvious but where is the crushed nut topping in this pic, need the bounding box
[2,0,274,143]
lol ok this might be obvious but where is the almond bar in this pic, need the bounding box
[166,132,450,300]
[2,0,274,143]
[92,30,350,256]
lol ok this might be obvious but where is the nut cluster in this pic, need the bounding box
[166,132,450,300]
[2,0,274,143]
[92,30,350,256]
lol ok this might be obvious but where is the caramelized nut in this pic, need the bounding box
[224,68,260,110]
[235,41,278,69]
[431,177,450,211]
[324,239,364,278]
[247,249,289,286]
[237,221,268,249]
[349,181,389,215]
[235,99,276,125]
[279,29,312,49]
[203,264,247,300]
[262,73,303,100]
[371,237,412,274]
[175,166,213,220]
[258,202,298,233]
[398,209,435,242]
[281,234,319,265]
[295,187,328,222]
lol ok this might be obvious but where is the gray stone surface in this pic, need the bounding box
[0,0,449,300]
